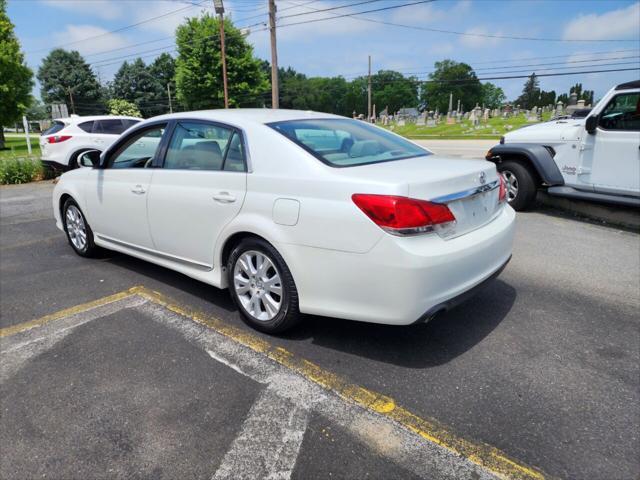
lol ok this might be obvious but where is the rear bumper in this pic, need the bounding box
[414,254,511,324]
[278,204,516,325]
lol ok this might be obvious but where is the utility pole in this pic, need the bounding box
[214,0,229,108]
[367,55,372,122]
[67,87,76,115]
[167,83,173,114]
[268,0,279,109]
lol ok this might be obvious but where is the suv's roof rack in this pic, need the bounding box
[615,80,640,90]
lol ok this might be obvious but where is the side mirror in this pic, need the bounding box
[585,115,598,135]
[78,150,101,168]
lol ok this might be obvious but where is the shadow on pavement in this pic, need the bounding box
[104,251,515,369]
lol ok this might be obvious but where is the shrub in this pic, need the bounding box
[0,157,44,184]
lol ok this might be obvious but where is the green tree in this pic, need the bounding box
[37,49,104,115]
[371,70,418,115]
[111,58,160,117]
[481,82,506,109]
[26,99,49,120]
[107,98,141,117]
[515,73,540,108]
[420,60,482,112]
[175,15,268,109]
[149,53,176,110]
[0,0,33,149]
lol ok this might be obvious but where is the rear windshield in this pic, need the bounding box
[42,121,65,136]
[267,118,430,167]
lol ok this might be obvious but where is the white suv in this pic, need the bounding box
[40,115,141,171]
[487,80,639,210]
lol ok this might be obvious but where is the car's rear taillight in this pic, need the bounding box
[498,175,507,203]
[352,194,455,236]
[47,135,72,144]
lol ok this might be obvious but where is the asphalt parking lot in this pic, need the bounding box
[1,181,639,480]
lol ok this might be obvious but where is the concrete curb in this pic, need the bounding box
[536,191,639,231]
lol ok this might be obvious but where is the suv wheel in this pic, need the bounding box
[498,160,537,211]
[227,238,300,334]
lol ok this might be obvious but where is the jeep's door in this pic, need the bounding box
[581,91,640,196]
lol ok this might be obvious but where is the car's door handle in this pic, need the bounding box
[131,185,146,195]
[212,192,236,203]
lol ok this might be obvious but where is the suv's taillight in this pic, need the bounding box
[498,175,507,203]
[352,194,456,236]
[47,135,72,144]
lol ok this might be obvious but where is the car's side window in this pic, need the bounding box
[78,121,94,133]
[163,121,233,171]
[598,93,640,131]
[223,132,247,172]
[106,125,166,169]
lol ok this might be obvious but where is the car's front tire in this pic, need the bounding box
[62,198,99,257]
[227,237,300,334]
[498,160,537,211]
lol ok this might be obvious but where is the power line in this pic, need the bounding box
[280,0,639,43]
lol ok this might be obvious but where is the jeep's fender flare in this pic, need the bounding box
[486,143,564,186]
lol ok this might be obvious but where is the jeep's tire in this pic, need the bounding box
[227,237,301,334]
[498,160,537,211]
[62,198,100,257]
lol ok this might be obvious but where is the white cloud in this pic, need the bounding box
[41,0,124,20]
[563,2,640,40]
[459,26,502,48]
[52,25,131,56]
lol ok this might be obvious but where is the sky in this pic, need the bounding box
[7,0,640,105]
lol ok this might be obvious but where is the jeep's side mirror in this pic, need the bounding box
[585,115,598,135]
[78,150,101,168]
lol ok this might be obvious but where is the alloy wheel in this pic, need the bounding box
[233,250,283,321]
[501,170,519,202]
[65,205,87,251]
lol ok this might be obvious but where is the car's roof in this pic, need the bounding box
[54,115,143,123]
[148,109,346,126]
[615,79,640,90]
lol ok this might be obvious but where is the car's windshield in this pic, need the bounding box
[268,118,430,167]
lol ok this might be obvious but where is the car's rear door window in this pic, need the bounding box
[268,118,429,167]
[95,119,127,135]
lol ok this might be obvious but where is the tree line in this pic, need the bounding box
[2,2,596,149]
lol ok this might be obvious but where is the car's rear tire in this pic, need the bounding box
[62,198,100,257]
[227,237,301,334]
[498,160,537,211]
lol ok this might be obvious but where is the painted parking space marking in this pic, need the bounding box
[212,387,309,480]
[0,286,548,480]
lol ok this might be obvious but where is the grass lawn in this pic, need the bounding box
[381,112,553,139]
[1,135,41,160]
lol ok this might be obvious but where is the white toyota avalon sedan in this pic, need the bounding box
[53,109,515,333]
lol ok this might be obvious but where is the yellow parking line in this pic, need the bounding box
[131,286,546,480]
[2,285,546,480]
[0,288,138,338]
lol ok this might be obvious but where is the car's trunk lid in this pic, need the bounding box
[343,155,503,239]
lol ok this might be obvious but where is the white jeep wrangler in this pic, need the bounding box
[486,80,640,210]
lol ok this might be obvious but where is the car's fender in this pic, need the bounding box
[486,143,564,186]
[52,169,92,228]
